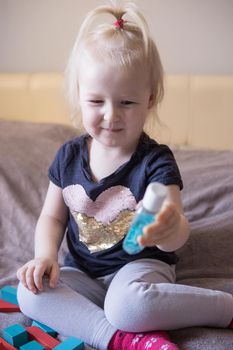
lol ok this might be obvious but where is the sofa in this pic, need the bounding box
[0,119,233,349]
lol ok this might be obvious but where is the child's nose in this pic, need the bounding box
[103,103,120,122]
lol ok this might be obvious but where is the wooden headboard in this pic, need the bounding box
[0,73,233,150]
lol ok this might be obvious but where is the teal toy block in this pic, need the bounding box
[0,286,18,306]
[53,337,84,350]
[32,321,57,337]
[3,324,28,348]
[20,340,45,350]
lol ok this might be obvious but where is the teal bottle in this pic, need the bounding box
[123,182,167,255]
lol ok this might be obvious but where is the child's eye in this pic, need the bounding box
[89,100,103,104]
[121,100,135,106]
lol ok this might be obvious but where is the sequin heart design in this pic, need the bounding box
[63,184,137,253]
[72,209,135,253]
[63,184,136,225]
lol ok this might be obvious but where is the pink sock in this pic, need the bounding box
[108,330,179,350]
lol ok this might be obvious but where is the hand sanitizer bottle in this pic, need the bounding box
[123,182,167,255]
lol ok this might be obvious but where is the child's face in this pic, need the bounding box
[78,53,152,151]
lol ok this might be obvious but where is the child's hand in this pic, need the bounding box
[17,258,60,294]
[137,202,182,249]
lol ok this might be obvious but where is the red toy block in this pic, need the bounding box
[0,338,17,350]
[0,299,21,313]
[26,327,60,350]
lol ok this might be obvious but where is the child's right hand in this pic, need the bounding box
[17,257,60,294]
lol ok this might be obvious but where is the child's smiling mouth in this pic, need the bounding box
[102,127,123,133]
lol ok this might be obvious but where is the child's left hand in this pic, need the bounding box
[137,202,182,249]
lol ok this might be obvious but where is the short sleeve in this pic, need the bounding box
[146,145,183,190]
[48,141,74,188]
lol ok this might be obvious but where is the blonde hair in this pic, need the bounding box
[65,1,164,126]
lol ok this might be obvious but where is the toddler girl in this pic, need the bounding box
[17,2,233,350]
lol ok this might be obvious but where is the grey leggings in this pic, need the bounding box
[17,259,233,350]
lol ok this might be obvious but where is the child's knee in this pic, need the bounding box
[104,280,145,331]
[104,280,168,331]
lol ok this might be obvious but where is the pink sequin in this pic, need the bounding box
[63,184,137,225]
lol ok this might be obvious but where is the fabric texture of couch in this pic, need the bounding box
[0,119,233,349]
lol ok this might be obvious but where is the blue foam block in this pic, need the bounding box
[3,324,28,348]
[20,340,45,350]
[53,336,85,350]
[0,286,18,305]
[32,321,57,337]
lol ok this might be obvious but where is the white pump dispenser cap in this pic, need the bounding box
[142,182,167,213]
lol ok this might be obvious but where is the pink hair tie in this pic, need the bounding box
[114,18,124,29]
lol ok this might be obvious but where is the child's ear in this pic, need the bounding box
[148,94,154,109]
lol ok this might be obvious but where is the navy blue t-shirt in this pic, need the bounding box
[48,132,183,277]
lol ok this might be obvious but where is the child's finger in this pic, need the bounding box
[17,266,28,288]
[34,264,47,292]
[137,235,145,247]
[156,203,176,223]
[25,266,37,293]
[140,229,172,247]
[142,205,175,235]
[146,213,178,236]
[49,263,59,288]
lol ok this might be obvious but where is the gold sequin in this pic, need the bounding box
[71,210,135,253]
